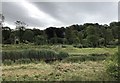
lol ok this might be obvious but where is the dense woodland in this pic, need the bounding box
[2,21,119,47]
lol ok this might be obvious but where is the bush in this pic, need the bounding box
[73,44,83,48]
[3,60,13,65]
[34,35,46,45]
[57,52,69,60]
[90,53,110,57]
[106,45,116,48]
[61,45,67,48]
[15,59,31,64]
[63,53,108,63]
[2,50,69,64]
[106,52,119,80]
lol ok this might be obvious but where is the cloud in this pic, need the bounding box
[21,0,63,26]
[2,1,118,30]
[2,1,63,29]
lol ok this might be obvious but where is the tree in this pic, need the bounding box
[2,27,11,44]
[15,20,27,29]
[45,27,56,39]
[0,14,5,27]
[65,27,79,44]
[75,31,83,44]
[87,35,99,47]
[98,38,105,46]
[32,28,43,37]
[105,29,114,45]
[55,27,65,38]
[101,28,114,46]
[15,20,27,43]
[0,14,5,44]
[86,25,97,35]
[34,35,46,45]
[110,22,118,39]
[23,29,34,43]
[1,19,118,46]
[9,33,15,44]
[50,31,58,44]
[86,25,99,47]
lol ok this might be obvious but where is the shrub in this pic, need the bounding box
[34,35,46,45]
[63,53,108,63]
[2,50,69,64]
[57,52,69,60]
[90,53,110,57]
[3,60,13,65]
[106,52,119,80]
[73,44,83,48]
[61,45,67,48]
[62,56,84,62]
[106,45,116,48]
[15,59,31,64]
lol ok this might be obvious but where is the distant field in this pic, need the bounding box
[2,44,118,55]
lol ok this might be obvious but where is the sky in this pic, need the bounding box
[1,0,119,30]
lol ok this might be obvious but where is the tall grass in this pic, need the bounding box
[62,53,110,63]
[2,50,69,65]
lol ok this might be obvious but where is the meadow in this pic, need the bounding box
[2,44,117,55]
[2,44,118,81]
[2,61,113,81]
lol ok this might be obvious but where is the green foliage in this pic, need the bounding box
[105,29,114,44]
[50,37,64,44]
[15,59,31,64]
[73,44,83,48]
[34,35,46,45]
[86,25,97,35]
[63,53,108,63]
[2,50,69,64]
[3,60,13,65]
[23,29,34,42]
[110,22,118,39]
[106,52,119,80]
[86,25,99,47]
[57,52,69,60]
[2,21,118,47]
[2,27,11,44]
[9,33,15,44]
[65,27,80,44]
[86,35,99,47]
[98,38,105,46]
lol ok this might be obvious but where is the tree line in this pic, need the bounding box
[2,21,119,47]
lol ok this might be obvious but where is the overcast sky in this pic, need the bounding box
[2,0,118,30]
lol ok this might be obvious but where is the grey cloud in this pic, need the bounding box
[34,2,118,24]
[2,2,47,28]
[118,2,120,21]
[2,2,118,29]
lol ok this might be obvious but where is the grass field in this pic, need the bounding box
[2,44,118,81]
[2,44,118,55]
[2,61,114,81]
